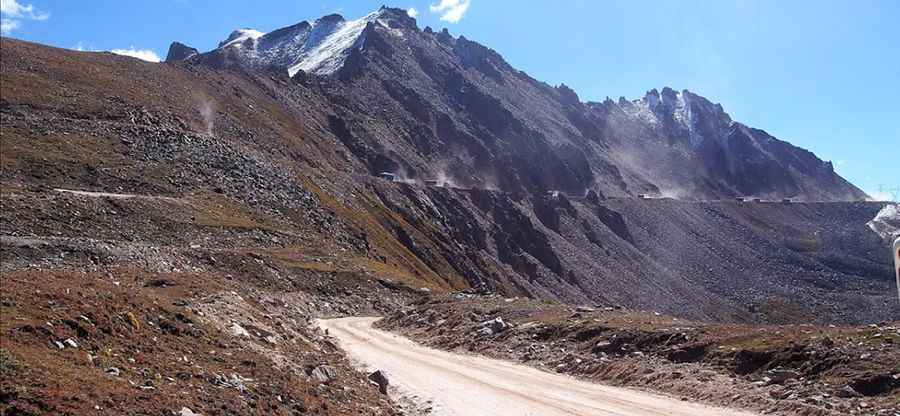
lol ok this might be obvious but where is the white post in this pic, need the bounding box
[894,237,900,302]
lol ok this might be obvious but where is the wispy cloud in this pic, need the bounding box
[72,41,97,52]
[429,0,471,23]
[1,17,19,35]
[0,0,49,35]
[110,47,161,63]
[407,7,418,18]
[866,189,896,202]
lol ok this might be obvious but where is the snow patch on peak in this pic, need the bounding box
[219,29,265,49]
[211,9,401,77]
[288,11,380,76]
[207,7,422,78]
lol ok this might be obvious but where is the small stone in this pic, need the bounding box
[835,385,860,398]
[310,365,337,384]
[179,407,202,416]
[231,323,250,337]
[124,312,141,331]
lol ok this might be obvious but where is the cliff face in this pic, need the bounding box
[1,7,891,326]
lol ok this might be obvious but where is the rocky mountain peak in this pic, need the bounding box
[626,87,734,144]
[196,7,416,77]
[218,28,265,48]
[160,7,866,203]
[164,41,198,62]
[316,13,345,25]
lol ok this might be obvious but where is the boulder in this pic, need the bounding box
[666,343,707,363]
[848,374,898,396]
[766,368,800,385]
[479,317,507,335]
[368,370,389,395]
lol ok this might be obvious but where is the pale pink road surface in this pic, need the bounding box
[317,316,758,416]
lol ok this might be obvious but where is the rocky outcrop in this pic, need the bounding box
[164,41,198,62]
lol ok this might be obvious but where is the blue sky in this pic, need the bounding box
[3,0,897,199]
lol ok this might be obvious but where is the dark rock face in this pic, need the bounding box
[164,42,198,62]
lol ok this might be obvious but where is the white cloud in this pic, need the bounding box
[110,47,161,63]
[429,0,471,23]
[406,7,418,18]
[0,0,48,35]
[1,17,19,34]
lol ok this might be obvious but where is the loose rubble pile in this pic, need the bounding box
[378,294,900,416]
[0,263,425,415]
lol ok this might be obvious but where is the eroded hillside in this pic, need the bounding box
[1,8,897,415]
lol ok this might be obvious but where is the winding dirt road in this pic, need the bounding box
[317,317,757,416]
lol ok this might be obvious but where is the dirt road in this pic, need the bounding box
[317,317,758,416]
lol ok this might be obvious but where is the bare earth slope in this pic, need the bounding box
[0,34,895,327]
[319,317,758,416]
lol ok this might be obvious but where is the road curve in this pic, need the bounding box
[317,317,758,416]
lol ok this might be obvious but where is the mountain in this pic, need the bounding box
[2,10,897,415]
[1,6,894,328]
[188,10,396,77]
[170,6,866,202]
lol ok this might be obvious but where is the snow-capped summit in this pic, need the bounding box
[219,29,265,49]
[197,7,414,76]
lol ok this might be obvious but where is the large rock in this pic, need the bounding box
[848,373,899,396]
[368,370,389,395]
[478,317,507,335]
[766,368,800,385]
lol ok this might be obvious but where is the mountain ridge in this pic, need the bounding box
[162,7,868,204]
